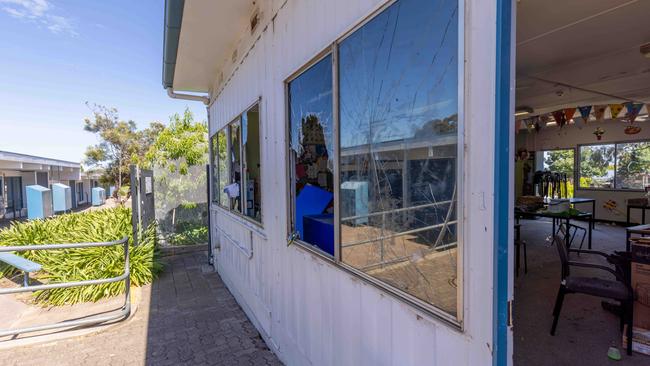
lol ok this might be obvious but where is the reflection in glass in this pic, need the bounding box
[288,55,335,255]
[217,130,228,205]
[579,144,615,189]
[229,121,242,212]
[338,0,459,316]
[242,104,262,222]
[615,142,650,190]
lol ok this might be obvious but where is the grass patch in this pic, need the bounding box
[166,222,208,246]
[0,207,163,305]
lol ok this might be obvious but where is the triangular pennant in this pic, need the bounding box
[578,106,592,123]
[609,104,624,119]
[624,102,644,123]
[593,105,607,121]
[552,110,567,127]
[564,108,577,123]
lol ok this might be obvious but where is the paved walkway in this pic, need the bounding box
[0,250,282,366]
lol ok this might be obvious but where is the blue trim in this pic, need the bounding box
[493,0,512,365]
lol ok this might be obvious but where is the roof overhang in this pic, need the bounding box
[162,0,253,93]
[0,150,80,170]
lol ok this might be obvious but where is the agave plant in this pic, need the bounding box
[0,207,163,306]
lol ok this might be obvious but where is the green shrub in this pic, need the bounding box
[167,222,208,246]
[0,207,163,306]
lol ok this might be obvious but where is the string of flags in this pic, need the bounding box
[517,102,650,139]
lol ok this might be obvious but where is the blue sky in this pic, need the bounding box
[0,0,207,163]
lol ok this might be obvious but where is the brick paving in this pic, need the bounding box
[0,250,282,366]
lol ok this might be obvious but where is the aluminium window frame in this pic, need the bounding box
[283,0,465,328]
[214,99,265,228]
[577,138,650,192]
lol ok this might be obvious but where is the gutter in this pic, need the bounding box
[162,0,209,105]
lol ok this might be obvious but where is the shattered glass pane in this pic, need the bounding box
[338,0,459,316]
[288,55,335,254]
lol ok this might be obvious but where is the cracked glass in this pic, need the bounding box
[338,0,460,316]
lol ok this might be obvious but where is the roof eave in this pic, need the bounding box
[162,0,185,90]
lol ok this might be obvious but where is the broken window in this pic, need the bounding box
[338,0,460,316]
[242,103,262,223]
[287,54,335,256]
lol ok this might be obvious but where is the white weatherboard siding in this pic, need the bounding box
[208,0,502,364]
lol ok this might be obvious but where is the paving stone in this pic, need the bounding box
[0,251,282,366]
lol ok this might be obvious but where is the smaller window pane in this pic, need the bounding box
[615,141,650,190]
[229,121,243,212]
[579,144,615,189]
[538,149,574,197]
[242,104,262,222]
[217,129,228,206]
[210,134,219,203]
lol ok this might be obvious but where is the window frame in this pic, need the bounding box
[213,99,265,228]
[577,139,650,192]
[283,0,465,327]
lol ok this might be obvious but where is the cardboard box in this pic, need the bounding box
[632,262,650,331]
[623,325,650,356]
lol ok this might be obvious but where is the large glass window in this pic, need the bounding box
[615,141,650,190]
[288,55,334,255]
[242,104,262,222]
[578,144,616,189]
[338,0,459,316]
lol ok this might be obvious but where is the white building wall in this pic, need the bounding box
[208,0,501,365]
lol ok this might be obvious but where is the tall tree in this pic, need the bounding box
[83,104,164,188]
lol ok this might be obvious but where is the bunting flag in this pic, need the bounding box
[624,102,644,123]
[552,110,567,127]
[594,105,607,121]
[578,105,592,123]
[609,103,624,119]
[564,107,577,123]
[540,114,550,124]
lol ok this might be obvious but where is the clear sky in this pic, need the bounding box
[0,0,207,163]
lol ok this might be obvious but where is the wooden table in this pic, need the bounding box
[625,223,650,252]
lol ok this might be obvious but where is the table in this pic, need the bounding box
[569,198,596,229]
[516,209,593,249]
[627,203,650,226]
[625,223,650,252]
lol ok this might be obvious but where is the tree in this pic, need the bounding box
[144,109,208,234]
[144,108,208,173]
[83,104,164,189]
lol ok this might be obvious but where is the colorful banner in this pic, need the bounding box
[624,102,644,123]
[578,105,592,123]
[564,107,577,122]
[594,105,607,121]
[609,103,624,119]
[552,110,567,127]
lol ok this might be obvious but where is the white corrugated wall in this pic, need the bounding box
[208,0,502,365]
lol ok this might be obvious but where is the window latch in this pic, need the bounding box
[287,231,299,246]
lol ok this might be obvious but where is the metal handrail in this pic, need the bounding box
[0,236,131,338]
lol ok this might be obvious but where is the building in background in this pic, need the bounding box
[0,150,99,218]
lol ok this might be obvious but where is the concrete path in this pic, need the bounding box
[0,250,282,366]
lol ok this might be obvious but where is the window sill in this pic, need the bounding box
[212,204,266,240]
[576,187,645,193]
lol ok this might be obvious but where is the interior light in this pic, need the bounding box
[515,106,534,116]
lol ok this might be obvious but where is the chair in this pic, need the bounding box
[549,233,634,355]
